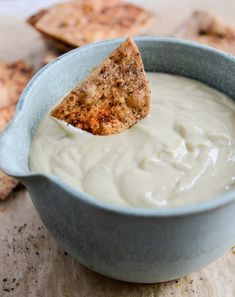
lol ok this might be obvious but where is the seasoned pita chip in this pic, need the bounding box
[42,52,60,67]
[0,105,18,200]
[27,1,122,51]
[27,0,122,27]
[27,9,48,27]
[27,0,153,49]
[0,172,19,200]
[174,10,235,55]
[51,38,150,135]
[0,60,32,200]
[0,61,33,109]
[0,105,15,129]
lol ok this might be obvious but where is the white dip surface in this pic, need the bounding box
[29,73,235,208]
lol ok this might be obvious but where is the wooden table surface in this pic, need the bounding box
[0,0,235,296]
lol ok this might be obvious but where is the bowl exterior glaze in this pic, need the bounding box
[0,37,235,283]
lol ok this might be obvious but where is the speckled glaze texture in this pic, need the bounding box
[0,37,235,283]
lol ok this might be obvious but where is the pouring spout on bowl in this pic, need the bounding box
[0,120,27,177]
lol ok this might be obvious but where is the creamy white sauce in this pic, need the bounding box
[29,73,235,208]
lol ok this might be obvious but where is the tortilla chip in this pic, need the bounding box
[173,10,235,55]
[51,37,150,135]
[0,60,32,200]
[27,0,153,49]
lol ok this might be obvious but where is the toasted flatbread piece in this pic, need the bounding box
[51,38,150,135]
[0,105,15,129]
[0,61,33,109]
[27,1,121,26]
[0,60,32,200]
[42,52,60,67]
[0,172,19,200]
[27,9,48,27]
[174,10,235,55]
[28,0,153,49]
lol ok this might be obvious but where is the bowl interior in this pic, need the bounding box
[1,36,235,181]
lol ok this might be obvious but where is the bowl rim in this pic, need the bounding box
[2,36,235,218]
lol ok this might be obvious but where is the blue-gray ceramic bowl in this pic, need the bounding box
[0,37,235,283]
